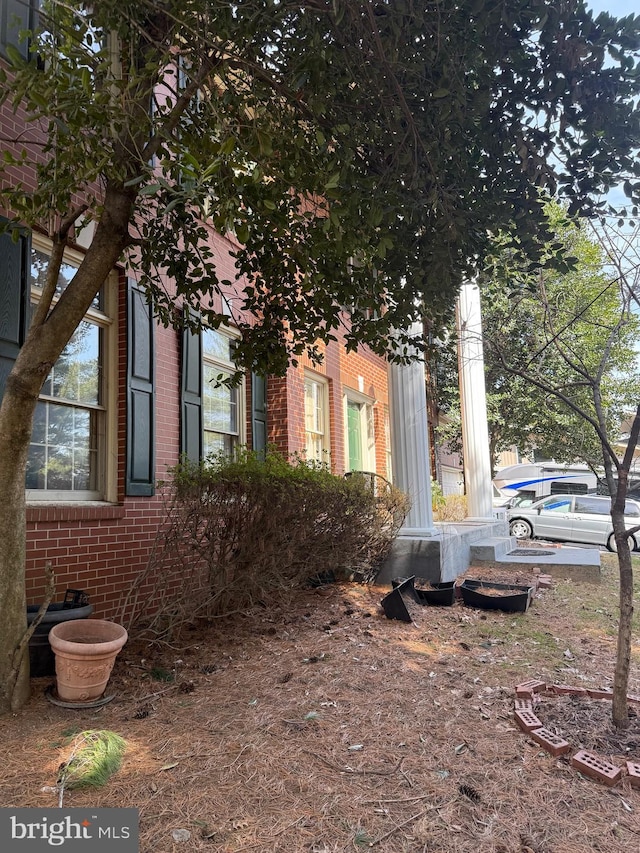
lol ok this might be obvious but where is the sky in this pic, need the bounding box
[584,0,640,228]
[586,0,638,15]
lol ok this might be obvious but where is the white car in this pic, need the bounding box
[507,493,640,551]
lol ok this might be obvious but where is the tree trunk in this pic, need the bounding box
[0,399,31,711]
[612,537,634,728]
[0,185,133,713]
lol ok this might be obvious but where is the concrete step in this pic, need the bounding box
[469,537,518,561]
[472,544,602,584]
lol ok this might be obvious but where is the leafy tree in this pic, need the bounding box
[485,205,639,473]
[1,0,640,713]
[479,217,640,728]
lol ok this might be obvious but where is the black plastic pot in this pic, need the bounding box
[391,576,416,596]
[27,590,93,677]
[414,581,456,607]
[381,577,415,622]
[460,579,533,613]
[393,576,456,606]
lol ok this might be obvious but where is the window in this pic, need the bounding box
[202,327,241,456]
[574,496,609,515]
[624,501,640,518]
[384,405,392,481]
[26,240,115,500]
[344,392,375,474]
[0,0,39,60]
[304,374,329,463]
[550,481,588,495]
[540,496,572,513]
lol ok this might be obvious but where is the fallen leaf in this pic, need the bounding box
[160,762,179,771]
[171,829,191,842]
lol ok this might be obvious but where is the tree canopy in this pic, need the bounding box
[2,0,640,374]
[435,203,640,473]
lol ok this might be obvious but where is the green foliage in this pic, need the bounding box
[430,478,446,512]
[58,730,127,791]
[437,202,640,472]
[123,450,409,635]
[1,1,640,374]
[149,666,174,683]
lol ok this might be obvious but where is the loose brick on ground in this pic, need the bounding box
[514,709,543,733]
[514,698,533,712]
[572,751,622,787]
[626,762,640,787]
[515,679,546,697]
[529,728,571,757]
[550,684,587,696]
[586,689,613,700]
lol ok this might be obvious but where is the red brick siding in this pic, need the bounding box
[3,81,391,618]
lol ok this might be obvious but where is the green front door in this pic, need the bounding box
[347,400,363,471]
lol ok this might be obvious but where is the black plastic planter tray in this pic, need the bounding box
[393,576,456,606]
[391,576,416,595]
[414,581,456,607]
[460,579,534,613]
[381,576,415,622]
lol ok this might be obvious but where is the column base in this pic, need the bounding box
[399,526,440,538]
[464,516,501,523]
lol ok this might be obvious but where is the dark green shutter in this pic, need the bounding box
[181,320,202,462]
[251,373,267,457]
[126,279,155,496]
[0,226,29,401]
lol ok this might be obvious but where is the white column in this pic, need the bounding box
[457,282,494,519]
[389,321,437,536]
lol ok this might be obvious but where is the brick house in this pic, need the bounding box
[0,9,393,620]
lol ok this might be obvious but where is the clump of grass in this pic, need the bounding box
[149,666,174,682]
[58,730,127,791]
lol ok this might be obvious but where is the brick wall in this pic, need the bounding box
[22,318,392,617]
[2,82,392,619]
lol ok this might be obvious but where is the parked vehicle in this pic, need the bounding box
[507,493,640,551]
[493,462,598,506]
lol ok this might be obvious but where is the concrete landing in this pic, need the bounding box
[470,541,601,584]
[377,519,602,586]
[377,519,511,585]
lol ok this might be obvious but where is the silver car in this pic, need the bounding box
[507,493,640,551]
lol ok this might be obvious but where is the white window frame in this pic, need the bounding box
[384,405,393,482]
[343,388,376,474]
[201,325,245,457]
[304,372,330,464]
[26,235,117,503]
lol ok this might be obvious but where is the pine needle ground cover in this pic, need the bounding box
[0,554,639,852]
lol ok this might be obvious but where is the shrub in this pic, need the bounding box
[431,478,446,512]
[433,493,468,522]
[121,450,409,636]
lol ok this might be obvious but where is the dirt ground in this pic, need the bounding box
[2,555,640,853]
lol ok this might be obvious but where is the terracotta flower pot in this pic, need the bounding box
[48,619,128,703]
